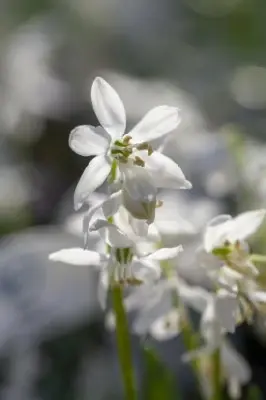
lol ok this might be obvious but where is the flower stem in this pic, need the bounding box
[211,348,221,400]
[180,305,201,373]
[250,254,266,264]
[112,284,137,400]
[160,257,202,394]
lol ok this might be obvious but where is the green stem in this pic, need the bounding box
[211,348,221,400]
[180,305,201,373]
[112,285,137,400]
[109,160,118,183]
[250,254,266,264]
[161,257,202,394]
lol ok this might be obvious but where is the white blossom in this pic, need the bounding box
[69,77,191,210]
[49,243,182,309]
[204,210,266,253]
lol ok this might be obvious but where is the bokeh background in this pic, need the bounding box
[1,0,266,399]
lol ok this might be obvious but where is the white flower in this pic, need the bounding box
[204,210,266,253]
[82,194,161,250]
[69,77,191,210]
[49,244,182,308]
[221,341,251,399]
[201,210,266,282]
[182,290,239,363]
[107,277,209,337]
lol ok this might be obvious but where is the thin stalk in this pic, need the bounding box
[161,258,202,393]
[179,304,201,373]
[112,284,137,400]
[107,160,136,400]
[250,254,266,264]
[211,348,221,400]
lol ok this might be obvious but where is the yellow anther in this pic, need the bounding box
[136,142,149,151]
[148,145,153,156]
[133,156,145,167]
[123,135,132,144]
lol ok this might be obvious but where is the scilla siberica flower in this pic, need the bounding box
[69,77,192,212]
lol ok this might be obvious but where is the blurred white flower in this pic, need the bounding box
[204,210,266,253]
[106,277,208,337]
[200,210,266,286]
[221,341,251,399]
[151,190,222,245]
[183,292,239,362]
[1,17,68,137]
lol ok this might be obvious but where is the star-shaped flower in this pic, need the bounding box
[69,77,191,210]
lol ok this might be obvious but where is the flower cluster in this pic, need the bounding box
[49,77,266,399]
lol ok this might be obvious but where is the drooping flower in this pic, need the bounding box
[69,77,191,210]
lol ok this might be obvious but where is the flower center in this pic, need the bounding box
[110,135,153,167]
[110,247,143,287]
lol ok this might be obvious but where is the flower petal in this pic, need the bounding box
[142,245,183,261]
[83,191,122,246]
[207,215,232,228]
[89,219,133,248]
[129,106,180,143]
[228,209,266,242]
[121,165,157,202]
[102,191,122,219]
[69,125,110,156]
[200,298,223,348]
[91,77,126,139]
[122,189,156,223]
[49,248,107,266]
[149,309,181,341]
[249,290,266,303]
[221,341,251,384]
[120,165,157,222]
[113,206,149,239]
[178,282,210,313]
[142,151,192,190]
[215,290,238,333]
[97,273,108,309]
[204,218,232,252]
[74,155,111,210]
[132,259,161,282]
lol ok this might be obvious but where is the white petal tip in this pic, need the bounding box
[49,253,60,262]
[74,204,82,212]
[92,77,104,89]
[181,180,192,189]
